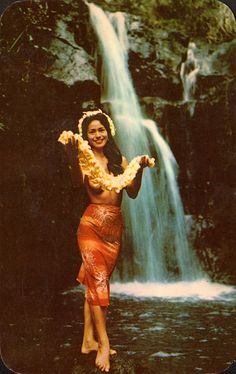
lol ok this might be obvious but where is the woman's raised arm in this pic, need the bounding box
[122,155,152,199]
[62,136,84,187]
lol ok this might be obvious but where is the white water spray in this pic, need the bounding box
[111,280,235,301]
[88,3,204,282]
[180,42,200,116]
[108,11,129,61]
[180,42,200,102]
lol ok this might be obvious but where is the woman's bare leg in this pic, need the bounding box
[81,299,98,353]
[81,299,117,357]
[90,305,110,372]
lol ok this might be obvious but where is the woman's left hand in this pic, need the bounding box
[138,155,154,169]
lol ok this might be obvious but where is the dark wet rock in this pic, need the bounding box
[71,352,155,374]
[210,39,236,75]
[44,40,98,86]
[217,357,236,374]
[41,14,99,86]
[0,0,236,296]
[125,13,184,100]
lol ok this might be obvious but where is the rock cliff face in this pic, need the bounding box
[0,0,235,296]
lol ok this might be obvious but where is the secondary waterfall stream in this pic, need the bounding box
[180,42,200,103]
[87,3,203,283]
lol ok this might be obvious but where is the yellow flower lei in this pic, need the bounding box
[58,130,155,193]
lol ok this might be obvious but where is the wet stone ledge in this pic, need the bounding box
[71,352,155,374]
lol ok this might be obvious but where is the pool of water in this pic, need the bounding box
[1,282,236,374]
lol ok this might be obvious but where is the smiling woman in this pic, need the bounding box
[58,130,154,193]
[87,121,109,149]
[58,109,154,372]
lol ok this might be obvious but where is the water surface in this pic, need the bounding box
[1,282,236,374]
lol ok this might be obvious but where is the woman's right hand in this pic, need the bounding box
[62,135,79,166]
[58,131,84,186]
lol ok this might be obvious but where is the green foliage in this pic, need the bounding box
[106,0,236,42]
[0,122,5,131]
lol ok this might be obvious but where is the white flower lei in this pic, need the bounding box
[78,109,116,137]
[58,130,155,193]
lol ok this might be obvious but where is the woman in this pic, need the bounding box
[59,109,154,372]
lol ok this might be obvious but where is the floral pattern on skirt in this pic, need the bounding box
[76,204,123,306]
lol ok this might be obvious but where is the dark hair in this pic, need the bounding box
[81,112,123,176]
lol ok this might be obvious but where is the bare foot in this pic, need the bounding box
[81,339,98,354]
[81,340,116,356]
[109,348,117,356]
[95,343,110,372]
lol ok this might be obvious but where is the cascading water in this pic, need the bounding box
[179,42,212,117]
[180,42,199,117]
[87,3,204,283]
[180,42,200,104]
[108,11,129,61]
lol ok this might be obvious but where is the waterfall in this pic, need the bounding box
[180,42,200,103]
[87,3,203,282]
[180,42,200,116]
[108,11,129,61]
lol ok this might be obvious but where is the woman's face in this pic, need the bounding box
[87,120,108,150]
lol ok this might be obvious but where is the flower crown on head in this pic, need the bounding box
[78,109,116,137]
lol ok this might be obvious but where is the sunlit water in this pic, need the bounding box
[2,284,236,374]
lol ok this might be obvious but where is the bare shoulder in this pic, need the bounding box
[121,155,129,169]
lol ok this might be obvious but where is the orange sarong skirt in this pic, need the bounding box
[76,204,123,306]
